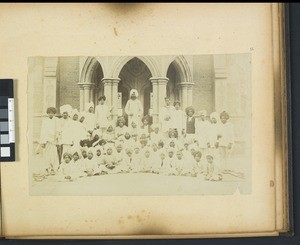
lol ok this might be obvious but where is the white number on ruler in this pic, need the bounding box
[8,98,15,143]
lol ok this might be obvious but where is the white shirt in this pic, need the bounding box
[125,99,143,124]
[95,104,110,128]
[39,116,59,144]
[159,105,175,132]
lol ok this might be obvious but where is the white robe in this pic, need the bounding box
[195,119,210,148]
[39,116,60,172]
[218,122,235,147]
[159,106,175,133]
[171,109,186,134]
[95,104,111,129]
[85,112,96,133]
[125,99,143,126]
[71,120,88,147]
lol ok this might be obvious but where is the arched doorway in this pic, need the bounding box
[166,61,181,103]
[165,56,193,110]
[91,62,104,107]
[79,57,104,111]
[118,57,152,117]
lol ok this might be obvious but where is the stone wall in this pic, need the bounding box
[192,55,215,114]
[57,57,80,111]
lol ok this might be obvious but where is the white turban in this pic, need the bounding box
[60,104,73,115]
[210,112,220,121]
[199,110,207,117]
[130,89,138,97]
[85,101,94,112]
[70,108,79,119]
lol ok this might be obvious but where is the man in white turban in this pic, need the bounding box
[125,89,143,126]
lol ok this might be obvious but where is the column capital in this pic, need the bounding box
[179,82,194,88]
[101,78,121,85]
[150,77,169,85]
[78,82,94,89]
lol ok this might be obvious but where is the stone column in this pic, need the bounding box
[180,83,189,110]
[180,82,194,110]
[213,55,228,112]
[187,83,194,107]
[83,83,93,111]
[102,78,121,121]
[78,84,84,112]
[89,83,95,106]
[150,77,169,123]
[102,78,113,107]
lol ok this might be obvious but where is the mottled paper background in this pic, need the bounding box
[0,3,280,237]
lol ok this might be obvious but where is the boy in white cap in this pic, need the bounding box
[125,89,143,126]
[39,107,60,175]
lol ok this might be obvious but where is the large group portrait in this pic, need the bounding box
[28,54,252,195]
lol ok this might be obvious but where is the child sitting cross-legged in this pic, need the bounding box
[58,152,76,181]
[83,148,98,177]
[204,153,223,181]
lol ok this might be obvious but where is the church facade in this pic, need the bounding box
[29,54,251,147]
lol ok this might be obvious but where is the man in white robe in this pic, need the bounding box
[125,89,143,126]
[39,107,60,175]
[95,95,113,134]
[58,104,74,164]
[171,101,186,139]
[195,110,210,155]
[159,97,175,137]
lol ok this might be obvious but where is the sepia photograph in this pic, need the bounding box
[28,54,252,196]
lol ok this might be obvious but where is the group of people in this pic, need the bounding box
[34,89,237,182]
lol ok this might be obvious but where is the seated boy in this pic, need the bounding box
[83,148,97,176]
[204,153,222,181]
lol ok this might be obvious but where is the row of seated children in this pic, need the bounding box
[55,137,223,182]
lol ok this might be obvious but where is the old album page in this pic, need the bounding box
[0,3,289,238]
